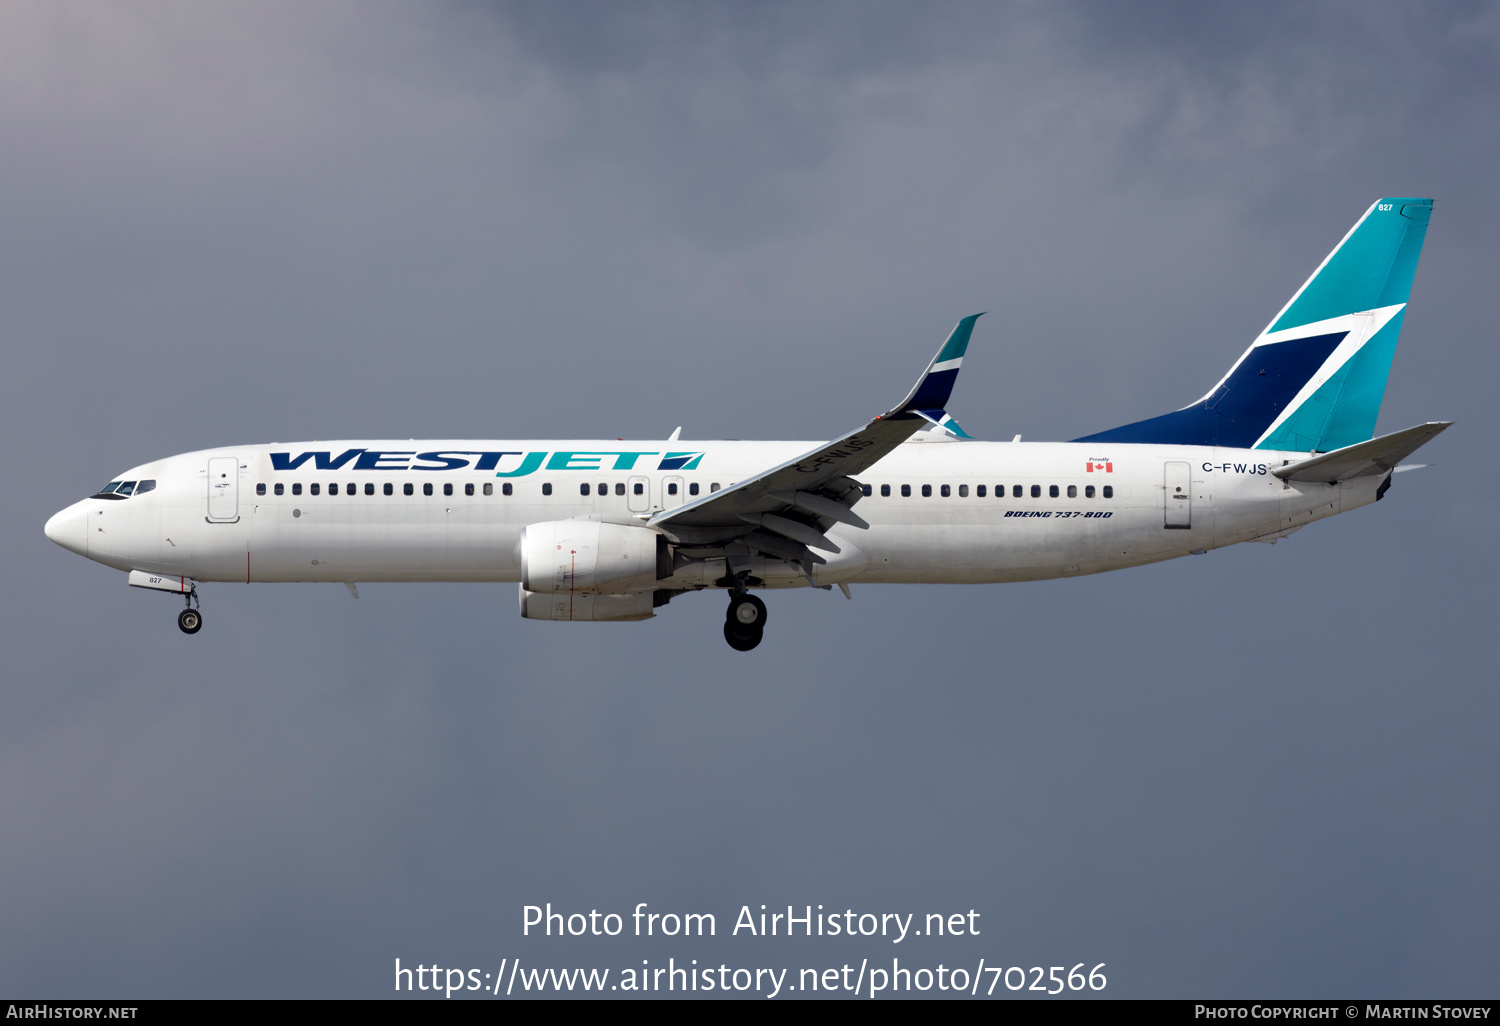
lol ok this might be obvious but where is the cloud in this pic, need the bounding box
[2,0,1497,996]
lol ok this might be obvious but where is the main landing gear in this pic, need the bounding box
[177,587,202,635]
[723,592,766,651]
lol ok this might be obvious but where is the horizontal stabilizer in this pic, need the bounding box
[1272,421,1450,482]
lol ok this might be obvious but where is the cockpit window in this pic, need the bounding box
[90,479,133,500]
[135,479,156,495]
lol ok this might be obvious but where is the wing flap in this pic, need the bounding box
[768,490,871,529]
[740,512,841,553]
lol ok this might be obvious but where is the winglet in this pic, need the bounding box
[911,409,975,439]
[889,313,984,418]
[938,413,973,439]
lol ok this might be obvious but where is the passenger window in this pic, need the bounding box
[977,485,986,497]
[880,484,891,497]
[117,481,137,496]
[901,484,911,497]
[423,482,433,496]
[348,482,356,495]
[1049,485,1059,498]
[633,483,643,495]
[689,482,700,496]
[580,483,591,496]
[465,483,474,496]
[257,483,266,496]
[600,482,609,496]
[667,482,677,495]
[329,483,338,496]
[274,483,285,496]
[940,484,951,497]
[292,483,302,496]
[1013,485,1023,498]
[615,483,625,495]
[861,484,872,497]
[959,484,968,497]
[542,483,552,496]
[136,480,156,495]
[383,483,394,496]
[1085,485,1095,498]
[1030,485,1040,498]
[443,483,453,496]
[1103,485,1114,498]
[403,483,414,496]
[496,483,505,496]
[1067,485,1077,498]
[710,483,720,492]
[310,483,320,496]
[365,483,375,496]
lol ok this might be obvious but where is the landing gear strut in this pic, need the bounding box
[723,579,766,651]
[177,586,202,635]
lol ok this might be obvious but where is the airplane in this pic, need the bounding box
[44,197,1447,651]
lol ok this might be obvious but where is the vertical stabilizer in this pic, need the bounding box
[1074,199,1432,452]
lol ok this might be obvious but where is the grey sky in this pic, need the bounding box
[2,0,1497,997]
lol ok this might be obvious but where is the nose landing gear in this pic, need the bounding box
[723,590,766,651]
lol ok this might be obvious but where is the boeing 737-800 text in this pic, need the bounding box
[45,198,1448,650]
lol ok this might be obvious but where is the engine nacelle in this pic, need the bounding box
[519,520,671,595]
[518,586,655,621]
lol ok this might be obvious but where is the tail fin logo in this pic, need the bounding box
[1072,198,1433,453]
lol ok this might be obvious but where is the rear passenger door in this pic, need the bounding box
[1163,461,1191,529]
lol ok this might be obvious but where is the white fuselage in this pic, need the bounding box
[49,437,1371,590]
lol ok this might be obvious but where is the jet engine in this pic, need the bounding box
[519,519,672,598]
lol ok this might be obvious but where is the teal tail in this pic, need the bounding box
[1075,198,1432,452]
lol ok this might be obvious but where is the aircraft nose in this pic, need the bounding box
[44,502,89,557]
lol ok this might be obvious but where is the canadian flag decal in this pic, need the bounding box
[1086,462,1113,473]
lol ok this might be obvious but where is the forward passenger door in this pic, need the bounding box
[206,457,239,522]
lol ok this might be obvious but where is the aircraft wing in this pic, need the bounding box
[647,315,983,568]
[1271,421,1451,483]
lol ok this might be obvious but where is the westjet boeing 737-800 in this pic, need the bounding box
[45,198,1448,650]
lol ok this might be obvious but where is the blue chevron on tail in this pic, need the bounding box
[1074,198,1432,453]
